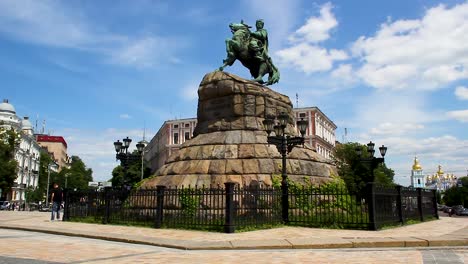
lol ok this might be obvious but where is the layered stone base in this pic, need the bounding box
[141,72,336,188]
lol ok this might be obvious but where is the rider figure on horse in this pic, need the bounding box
[249,19,268,62]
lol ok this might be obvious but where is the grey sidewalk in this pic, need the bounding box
[0,211,467,250]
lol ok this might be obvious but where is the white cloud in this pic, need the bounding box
[109,36,179,68]
[276,44,347,73]
[0,0,93,48]
[370,122,424,136]
[356,64,419,90]
[180,83,198,101]
[455,86,468,100]
[0,0,181,68]
[349,91,441,131]
[119,114,132,119]
[289,2,336,43]
[366,134,468,158]
[330,64,357,85]
[276,3,347,74]
[351,3,468,90]
[447,109,468,122]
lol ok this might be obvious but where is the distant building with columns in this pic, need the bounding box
[426,165,457,191]
[145,118,197,174]
[145,107,336,174]
[293,107,337,160]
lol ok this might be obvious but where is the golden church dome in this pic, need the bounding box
[412,157,423,170]
[437,165,444,175]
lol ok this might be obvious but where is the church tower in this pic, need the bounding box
[411,157,425,188]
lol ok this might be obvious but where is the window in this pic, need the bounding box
[185,123,190,128]
[173,133,179,144]
[185,132,190,140]
[299,113,306,118]
[174,124,178,129]
[417,179,421,185]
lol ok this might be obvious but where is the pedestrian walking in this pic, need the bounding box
[50,183,63,221]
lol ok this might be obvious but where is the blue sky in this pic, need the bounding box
[1,0,467,185]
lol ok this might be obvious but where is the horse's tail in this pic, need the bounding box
[267,58,280,85]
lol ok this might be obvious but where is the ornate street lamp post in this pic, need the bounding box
[139,140,148,181]
[355,141,387,181]
[113,137,147,189]
[263,112,308,224]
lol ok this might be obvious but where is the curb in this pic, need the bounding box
[1,225,467,250]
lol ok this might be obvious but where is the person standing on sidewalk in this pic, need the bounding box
[50,183,63,221]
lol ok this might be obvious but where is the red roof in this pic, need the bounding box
[36,135,68,148]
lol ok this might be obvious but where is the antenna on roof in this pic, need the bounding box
[296,93,299,108]
[143,121,146,141]
[343,128,348,143]
[35,114,39,133]
[41,120,46,134]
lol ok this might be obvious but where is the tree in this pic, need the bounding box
[31,152,58,202]
[111,151,151,188]
[373,164,395,185]
[459,176,468,187]
[0,126,20,199]
[25,186,44,203]
[442,182,468,207]
[54,156,93,190]
[333,142,395,195]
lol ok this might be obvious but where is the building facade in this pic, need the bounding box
[293,107,337,160]
[0,100,42,202]
[145,107,336,174]
[35,134,69,171]
[145,118,197,174]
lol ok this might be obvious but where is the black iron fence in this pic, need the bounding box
[63,182,438,233]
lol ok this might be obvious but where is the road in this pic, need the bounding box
[0,229,466,264]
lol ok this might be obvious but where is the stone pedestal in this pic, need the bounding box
[141,71,336,188]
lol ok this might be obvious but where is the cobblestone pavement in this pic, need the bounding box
[1,211,467,243]
[0,229,466,264]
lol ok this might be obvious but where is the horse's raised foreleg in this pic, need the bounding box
[219,39,237,71]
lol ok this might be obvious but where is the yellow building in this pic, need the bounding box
[35,134,70,171]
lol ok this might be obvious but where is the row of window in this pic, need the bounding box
[173,123,191,129]
[173,131,191,144]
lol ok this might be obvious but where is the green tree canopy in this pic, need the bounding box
[442,183,468,207]
[53,156,93,190]
[26,152,59,202]
[0,126,20,198]
[111,150,151,189]
[333,142,395,194]
[459,176,468,187]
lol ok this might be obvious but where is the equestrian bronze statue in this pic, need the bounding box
[219,19,280,85]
